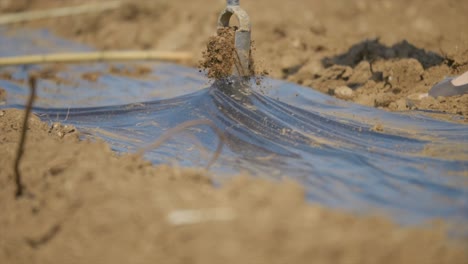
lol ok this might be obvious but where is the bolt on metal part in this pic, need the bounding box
[217,0,251,77]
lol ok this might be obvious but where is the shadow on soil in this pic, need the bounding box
[322,39,445,69]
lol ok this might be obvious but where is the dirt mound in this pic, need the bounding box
[1,108,467,264]
[290,41,467,117]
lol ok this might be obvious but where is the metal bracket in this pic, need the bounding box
[217,0,251,77]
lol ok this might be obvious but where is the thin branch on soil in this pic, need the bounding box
[0,51,193,66]
[14,76,37,198]
[136,120,225,169]
[0,1,123,25]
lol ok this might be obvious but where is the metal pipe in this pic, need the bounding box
[218,0,251,77]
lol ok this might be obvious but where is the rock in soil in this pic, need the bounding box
[332,85,354,100]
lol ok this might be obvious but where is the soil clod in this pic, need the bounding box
[200,27,237,80]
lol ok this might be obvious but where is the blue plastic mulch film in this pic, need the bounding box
[1,28,467,226]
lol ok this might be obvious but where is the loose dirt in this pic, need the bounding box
[199,27,261,80]
[1,109,467,264]
[199,27,237,79]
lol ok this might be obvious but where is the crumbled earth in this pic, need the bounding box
[0,109,467,264]
[199,27,237,79]
[1,0,467,117]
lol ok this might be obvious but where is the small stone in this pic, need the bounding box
[333,86,354,100]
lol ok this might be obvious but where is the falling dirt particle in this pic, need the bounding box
[199,27,237,80]
[249,43,268,85]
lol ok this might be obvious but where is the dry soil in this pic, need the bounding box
[1,108,467,264]
[1,0,468,263]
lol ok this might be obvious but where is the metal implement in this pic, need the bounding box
[218,0,251,77]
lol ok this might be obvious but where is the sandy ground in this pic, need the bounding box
[1,0,468,263]
[1,108,467,263]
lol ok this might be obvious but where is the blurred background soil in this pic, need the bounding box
[1,0,467,116]
[1,1,468,263]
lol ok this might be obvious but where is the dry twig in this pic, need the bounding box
[137,120,225,169]
[14,76,37,198]
[0,51,193,66]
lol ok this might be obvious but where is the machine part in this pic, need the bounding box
[429,72,468,97]
[218,0,251,77]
